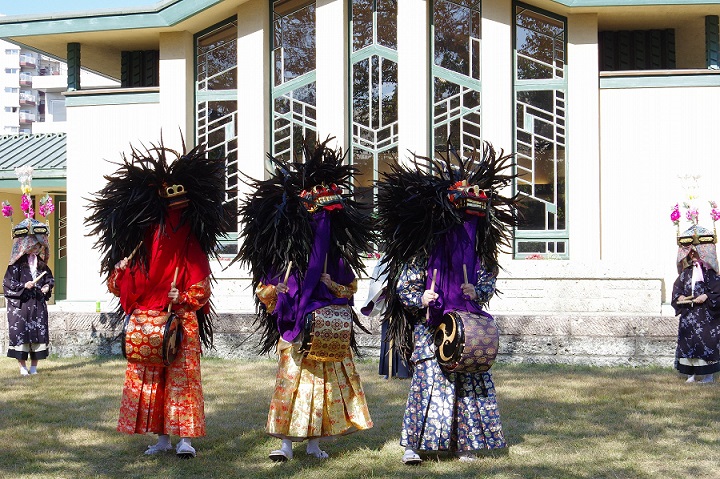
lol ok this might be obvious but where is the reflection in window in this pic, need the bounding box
[432,0,481,155]
[196,20,239,252]
[351,0,399,210]
[273,0,317,160]
[514,3,567,257]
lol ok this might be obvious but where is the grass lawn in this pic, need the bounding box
[0,357,718,479]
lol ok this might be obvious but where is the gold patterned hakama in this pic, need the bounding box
[266,341,373,440]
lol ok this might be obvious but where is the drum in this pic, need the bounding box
[433,310,499,373]
[122,309,183,366]
[297,304,352,362]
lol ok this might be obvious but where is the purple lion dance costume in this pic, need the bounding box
[377,140,519,464]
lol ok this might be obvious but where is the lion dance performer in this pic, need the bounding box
[377,141,518,464]
[86,140,232,458]
[3,166,55,376]
[233,138,374,461]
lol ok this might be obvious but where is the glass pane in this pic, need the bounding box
[516,7,564,37]
[377,0,398,50]
[274,0,316,84]
[515,7,565,81]
[353,59,370,127]
[434,0,480,79]
[353,0,373,52]
[197,22,238,91]
[380,58,398,126]
[517,56,552,80]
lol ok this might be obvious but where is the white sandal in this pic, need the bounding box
[144,443,173,455]
[402,449,422,465]
[176,441,196,459]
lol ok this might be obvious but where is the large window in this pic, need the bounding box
[350,0,399,209]
[513,3,567,258]
[272,0,317,160]
[196,19,239,254]
[432,0,482,154]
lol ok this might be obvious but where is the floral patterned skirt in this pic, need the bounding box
[401,353,506,452]
[266,341,373,440]
[117,312,205,437]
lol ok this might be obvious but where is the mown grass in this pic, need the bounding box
[0,357,718,479]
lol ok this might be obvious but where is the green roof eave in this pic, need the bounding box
[0,177,66,190]
[0,0,223,36]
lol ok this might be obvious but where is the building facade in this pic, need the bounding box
[0,0,719,363]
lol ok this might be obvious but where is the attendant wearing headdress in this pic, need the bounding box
[377,141,518,464]
[233,138,373,461]
[3,166,55,376]
[670,201,720,383]
[86,141,232,458]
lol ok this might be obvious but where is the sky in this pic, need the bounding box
[0,0,159,17]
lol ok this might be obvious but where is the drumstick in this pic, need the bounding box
[426,268,438,321]
[463,264,468,284]
[127,241,143,260]
[323,254,328,274]
[282,261,293,284]
[388,339,394,379]
[167,266,179,313]
[30,271,47,286]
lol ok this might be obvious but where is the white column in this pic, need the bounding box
[481,0,513,151]
[237,0,270,182]
[567,13,601,261]
[398,0,429,159]
[316,0,347,149]
[159,31,194,150]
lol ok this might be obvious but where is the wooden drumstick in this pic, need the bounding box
[30,271,47,286]
[282,261,293,284]
[463,264,468,284]
[168,266,179,313]
[323,254,328,274]
[127,240,143,260]
[388,339,394,379]
[426,268,438,321]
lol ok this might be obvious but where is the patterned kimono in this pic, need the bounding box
[397,255,506,452]
[3,254,54,360]
[671,264,720,375]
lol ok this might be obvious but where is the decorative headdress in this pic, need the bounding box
[2,166,55,265]
[376,140,519,358]
[232,137,375,354]
[85,138,234,348]
[670,175,719,273]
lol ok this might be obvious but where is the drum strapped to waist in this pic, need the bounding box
[433,310,498,373]
[296,304,352,362]
[122,309,183,366]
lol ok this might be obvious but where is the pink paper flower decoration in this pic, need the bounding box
[39,195,54,218]
[670,204,680,224]
[1,201,13,219]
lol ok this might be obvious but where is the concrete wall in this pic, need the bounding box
[0,309,677,368]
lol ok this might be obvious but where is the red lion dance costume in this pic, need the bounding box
[86,141,232,458]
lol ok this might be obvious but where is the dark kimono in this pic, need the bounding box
[671,265,720,375]
[3,255,54,360]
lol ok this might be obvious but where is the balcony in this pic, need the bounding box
[19,93,37,106]
[19,112,36,124]
[19,55,36,68]
[19,74,33,87]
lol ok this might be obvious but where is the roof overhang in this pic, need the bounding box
[0,0,245,79]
